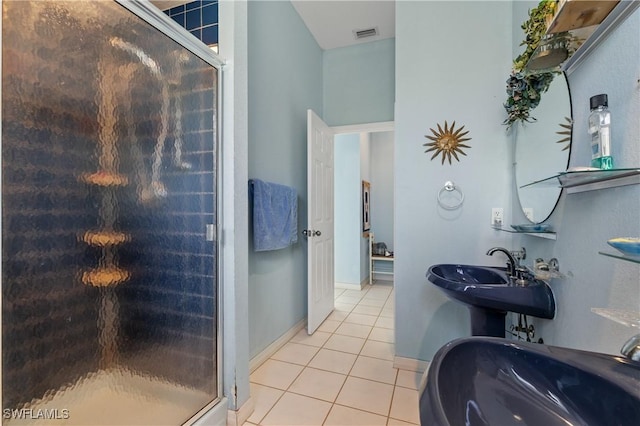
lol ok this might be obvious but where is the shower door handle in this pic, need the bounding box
[206,224,216,241]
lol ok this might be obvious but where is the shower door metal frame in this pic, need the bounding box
[114,1,225,422]
[0,4,3,416]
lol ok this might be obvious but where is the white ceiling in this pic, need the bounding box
[291,1,395,50]
[150,0,395,51]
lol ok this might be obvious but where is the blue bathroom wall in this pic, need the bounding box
[164,1,219,46]
[395,1,514,362]
[247,0,322,358]
[323,39,395,126]
[517,8,640,355]
[335,133,363,285]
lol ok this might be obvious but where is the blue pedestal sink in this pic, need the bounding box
[420,337,640,426]
[427,264,555,337]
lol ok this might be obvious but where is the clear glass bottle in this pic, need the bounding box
[588,94,613,170]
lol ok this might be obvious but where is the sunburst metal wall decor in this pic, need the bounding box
[423,121,471,165]
[556,116,572,151]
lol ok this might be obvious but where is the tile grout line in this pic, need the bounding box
[278,286,370,425]
[258,286,368,426]
[251,341,320,425]
[249,283,398,425]
[324,285,382,423]
[322,285,394,422]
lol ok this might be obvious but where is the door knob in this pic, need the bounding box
[302,229,310,236]
[313,230,321,236]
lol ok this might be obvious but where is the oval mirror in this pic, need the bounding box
[515,73,572,224]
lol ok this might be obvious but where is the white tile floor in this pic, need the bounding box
[245,282,422,426]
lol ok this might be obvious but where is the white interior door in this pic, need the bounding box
[306,109,335,334]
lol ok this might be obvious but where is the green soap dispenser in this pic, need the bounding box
[588,94,613,170]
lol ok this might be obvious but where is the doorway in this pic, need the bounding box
[333,123,395,290]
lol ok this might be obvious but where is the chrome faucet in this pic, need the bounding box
[486,247,527,282]
[486,247,518,277]
[621,334,640,362]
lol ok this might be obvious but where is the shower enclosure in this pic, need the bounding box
[2,1,221,424]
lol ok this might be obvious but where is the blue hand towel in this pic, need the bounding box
[249,179,298,251]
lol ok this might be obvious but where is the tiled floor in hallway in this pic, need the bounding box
[245,282,421,425]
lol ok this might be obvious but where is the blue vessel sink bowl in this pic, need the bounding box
[420,337,640,426]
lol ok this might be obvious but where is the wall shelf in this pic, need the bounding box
[591,308,640,329]
[80,171,129,186]
[525,1,640,74]
[598,251,640,265]
[82,267,130,287]
[592,241,639,328]
[82,230,130,246]
[492,226,557,240]
[520,168,640,194]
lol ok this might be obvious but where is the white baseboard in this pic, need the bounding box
[195,318,306,426]
[394,356,430,373]
[335,280,366,291]
[249,319,306,373]
[226,397,254,426]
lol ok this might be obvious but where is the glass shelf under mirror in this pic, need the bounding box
[591,308,640,329]
[521,168,640,194]
[491,226,557,240]
[598,251,640,265]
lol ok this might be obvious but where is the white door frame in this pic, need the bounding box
[332,121,395,136]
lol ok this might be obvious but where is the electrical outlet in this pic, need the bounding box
[491,208,504,227]
[523,208,534,221]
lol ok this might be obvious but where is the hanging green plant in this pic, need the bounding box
[503,70,556,128]
[503,0,559,129]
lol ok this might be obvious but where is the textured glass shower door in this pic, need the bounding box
[2,1,220,424]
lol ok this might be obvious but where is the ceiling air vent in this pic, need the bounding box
[353,27,378,40]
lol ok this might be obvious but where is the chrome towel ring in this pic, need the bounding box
[437,181,464,210]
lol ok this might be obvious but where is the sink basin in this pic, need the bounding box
[427,264,556,336]
[420,337,640,426]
